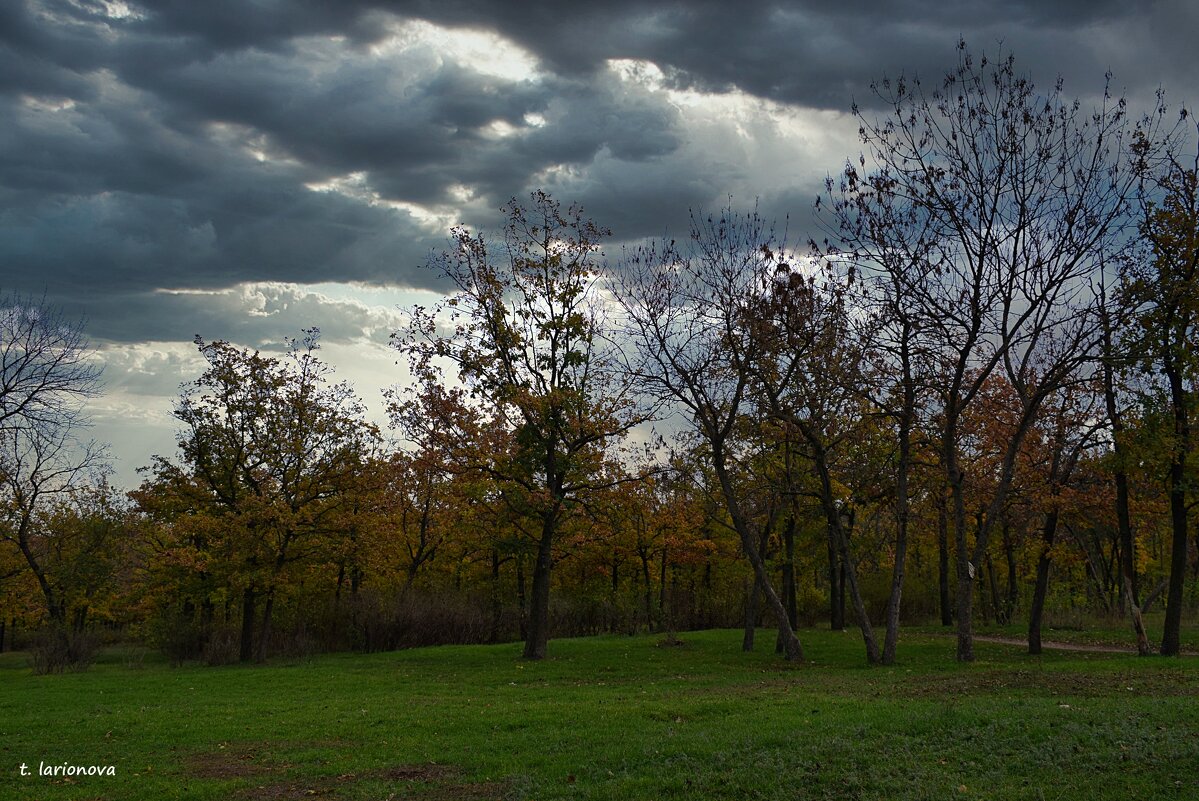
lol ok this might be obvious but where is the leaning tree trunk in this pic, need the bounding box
[832,508,880,664]
[775,513,798,654]
[882,336,916,665]
[712,456,803,662]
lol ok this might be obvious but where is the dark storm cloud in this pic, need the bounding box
[352,0,1190,108]
[2,0,1195,349]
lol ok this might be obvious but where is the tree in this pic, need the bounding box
[1125,137,1199,656]
[816,124,941,663]
[848,42,1167,661]
[0,417,109,630]
[0,294,108,657]
[616,208,805,661]
[143,330,378,662]
[1097,272,1153,654]
[396,192,647,660]
[748,261,881,662]
[0,294,102,436]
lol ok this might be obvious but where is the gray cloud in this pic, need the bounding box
[3,0,1196,338]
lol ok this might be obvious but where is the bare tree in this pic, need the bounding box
[615,208,804,661]
[748,262,881,663]
[0,294,108,660]
[0,294,102,436]
[817,144,940,664]
[848,42,1168,660]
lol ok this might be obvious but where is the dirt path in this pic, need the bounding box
[950,634,1199,656]
[968,635,1138,654]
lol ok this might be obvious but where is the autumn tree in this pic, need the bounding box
[395,192,647,660]
[968,375,1105,653]
[0,419,109,631]
[143,330,378,662]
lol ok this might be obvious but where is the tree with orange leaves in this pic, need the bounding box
[395,192,650,660]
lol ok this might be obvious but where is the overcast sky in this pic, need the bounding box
[2,0,1196,489]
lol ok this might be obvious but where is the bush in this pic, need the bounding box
[29,629,98,674]
[201,625,240,666]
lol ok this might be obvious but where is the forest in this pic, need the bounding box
[2,46,1198,672]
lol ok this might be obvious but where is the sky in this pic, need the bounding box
[2,0,1196,490]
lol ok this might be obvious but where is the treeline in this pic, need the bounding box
[2,45,1197,669]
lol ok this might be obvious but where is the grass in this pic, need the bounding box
[1,628,1197,800]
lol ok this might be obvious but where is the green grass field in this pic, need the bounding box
[1,627,1197,801]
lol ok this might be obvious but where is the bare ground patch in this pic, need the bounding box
[354,764,510,800]
[237,780,338,800]
[392,780,510,800]
[184,751,508,801]
[186,744,288,779]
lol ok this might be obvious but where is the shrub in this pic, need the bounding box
[29,629,98,674]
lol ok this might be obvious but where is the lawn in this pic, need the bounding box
[1,628,1197,800]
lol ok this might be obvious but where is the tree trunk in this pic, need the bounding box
[827,525,844,630]
[938,490,952,626]
[1161,452,1189,656]
[835,507,880,664]
[743,575,759,652]
[522,514,555,660]
[882,487,910,664]
[516,552,528,641]
[659,546,669,626]
[950,449,975,662]
[257,588,275,662]
[1002,525,1018,625]
[1123,575,1151,656]
[712,453,803,661]
[239,586,257,663]
[979,556,993,625]
[882,340,915,665]
[334,560,345,611]
[16,523,65,630]
[1101,299,1148,654]
[1028,510,1058,655]
[490,549,503,643]
[776,514,798,655]
[1161,353,1190,657]
[639,547,653,630]
[702,560,713,629]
